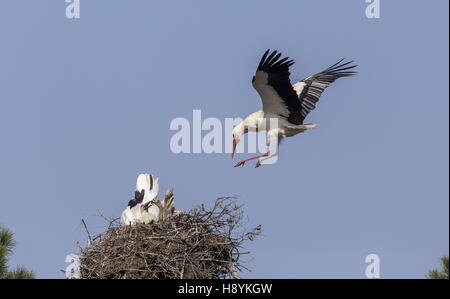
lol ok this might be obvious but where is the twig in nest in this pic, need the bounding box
[81,219,92,246]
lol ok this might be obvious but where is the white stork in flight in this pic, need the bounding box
[232,49,357,167]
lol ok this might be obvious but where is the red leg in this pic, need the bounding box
[255,151,278,168]
[234,146,269,167]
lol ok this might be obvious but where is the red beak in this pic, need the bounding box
[232,139,237,159]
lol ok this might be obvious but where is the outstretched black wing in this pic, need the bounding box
[298,59,357,122]
[252,49,303,124]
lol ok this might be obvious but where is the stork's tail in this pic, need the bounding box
[302,124,317,130]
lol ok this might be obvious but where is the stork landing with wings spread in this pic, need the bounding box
[231,49,357,168]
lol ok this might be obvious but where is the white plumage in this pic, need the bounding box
[136,173,159,205]
[120,174,160,225]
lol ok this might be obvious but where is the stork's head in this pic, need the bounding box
[231,123,246,159]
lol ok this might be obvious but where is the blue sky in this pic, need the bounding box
[0,0,448,278]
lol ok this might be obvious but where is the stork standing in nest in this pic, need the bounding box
[231,49,357,167]
[120,174,181,226]
[120,174,160,225]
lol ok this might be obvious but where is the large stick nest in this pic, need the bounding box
[79,197,261,279]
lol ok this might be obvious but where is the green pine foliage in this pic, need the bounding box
[0,226,35,279]
[426,256,449,279]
